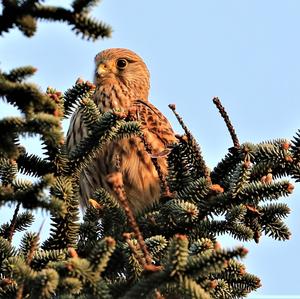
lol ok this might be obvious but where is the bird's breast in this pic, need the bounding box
[101,136,167,212]
[94,84,133,112]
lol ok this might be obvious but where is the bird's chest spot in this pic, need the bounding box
[96,92,117,111]
[95,86,132,112]
[101,95,119,111]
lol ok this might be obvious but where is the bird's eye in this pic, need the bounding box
[116,58,128,69]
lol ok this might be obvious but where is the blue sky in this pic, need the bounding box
[1,0,300,297]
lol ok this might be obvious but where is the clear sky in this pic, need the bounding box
[1,1,300,297]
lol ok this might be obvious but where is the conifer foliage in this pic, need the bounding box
[1,1,299,298]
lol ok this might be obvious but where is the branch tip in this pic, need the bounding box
[212,97,240,148]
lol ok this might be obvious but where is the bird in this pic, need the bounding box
[66,48,176,213]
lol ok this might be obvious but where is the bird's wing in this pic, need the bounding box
[132,99,176,147]
[66,109,93,208]
[66,109,88,153]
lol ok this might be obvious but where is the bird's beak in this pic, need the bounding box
[97,63,108,77]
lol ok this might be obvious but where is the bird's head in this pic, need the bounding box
[94,48,150,101]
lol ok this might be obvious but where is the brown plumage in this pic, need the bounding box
[66,48,176,213]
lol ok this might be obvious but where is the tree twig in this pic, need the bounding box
[168,104,210,180]
[16,220,44,299]
[212,97,240,148]
[106,172,152,266]
[8,201,21,243]
[140,133,172,197]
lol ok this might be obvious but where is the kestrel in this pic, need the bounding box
[66,48,176,213]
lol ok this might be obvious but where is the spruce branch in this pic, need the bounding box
[92,187,126,239]
[63,79,96,119]
[176,177,211,204]
[7,202,21,243]
[253,139,292,164]
[78,97,101,131]
[140,132,172,198]
[16,228,41,299]
[0,158,18,185]
[2,66,37,83]
[88,237,116,274]
[72,0,100,13]
[229,161,252,199]
[167,139,203,192]
[0,211,34,240]
[0,175,56,210]
[120,271,168,299]
[106,171,153,268]
[30,249,67,271]
[161,199,199,227]
[213,97,240,148]
[0,236,17,268]
[291,129,300,161]
[186,245,248,277]
[167,234,189,277]
[43,176,80,250]
[0,76,56,115]
[177,276,211,299]
[0,1,112,40]
[236,180,294,203]
[210,147,242,187]
[145,235,168,261]
[16,152,53,177]
[67,114,141,177]
[168,104,209,180]
[123,232,147,270]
